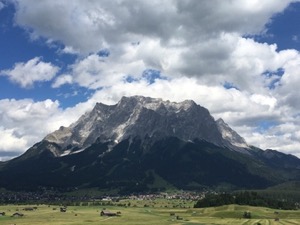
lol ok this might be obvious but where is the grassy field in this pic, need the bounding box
[0,201,299,225]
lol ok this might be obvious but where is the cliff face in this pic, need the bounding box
[44,96,242,157]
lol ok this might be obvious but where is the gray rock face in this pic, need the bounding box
[45,96,248,156]
[216,118,248,148]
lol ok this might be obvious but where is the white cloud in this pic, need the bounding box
[13,0,295,54]
[0,98,63,158]
[250,94,277,109]
[52,74,73,88]
[0,127,27,152]
[53,32,300,99]
[292,35,299,42]
[1,57,59,88]
[276,53,300,110]
[0,1,5,11]
[60,46,80,55]
[69,54,124,88]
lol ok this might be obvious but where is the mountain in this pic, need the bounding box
[44,96,226,155]
[0,96,299,193]
[44,96,251,156]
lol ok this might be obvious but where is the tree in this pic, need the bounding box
[243,211,251,218]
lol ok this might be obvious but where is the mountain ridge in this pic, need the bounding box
[0,96,299,193]
[44,95,249,157]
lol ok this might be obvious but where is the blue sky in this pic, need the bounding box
[1,0,300,160]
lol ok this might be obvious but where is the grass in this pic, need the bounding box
[0,201,299,225]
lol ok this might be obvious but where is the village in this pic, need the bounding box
[0,188,208,205]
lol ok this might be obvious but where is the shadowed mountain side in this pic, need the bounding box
[0,137,299,193]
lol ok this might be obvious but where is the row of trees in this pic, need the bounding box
[194,191,297,210]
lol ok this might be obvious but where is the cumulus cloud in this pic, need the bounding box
[0,99,62,158]
[1,57,59,88]
[52,32,300,104]
[276,53,300,111]
[0,127,27,152]
[11,0,300,92]
[52,74,73,88]
[13,0,295,53]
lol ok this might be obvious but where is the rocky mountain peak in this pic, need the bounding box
[44,96,248,157]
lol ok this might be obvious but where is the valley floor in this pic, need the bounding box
[0,202,299,225]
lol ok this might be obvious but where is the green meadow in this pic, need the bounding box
[0,201,300,225]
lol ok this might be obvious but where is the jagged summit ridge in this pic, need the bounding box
[45,96,247,156]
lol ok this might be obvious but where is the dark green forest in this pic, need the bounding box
[194,191,299,210]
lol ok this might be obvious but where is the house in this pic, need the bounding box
[12,212,24,217]
[0,212,5,216]
[100,210,117,216]
[60,207,67,212]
